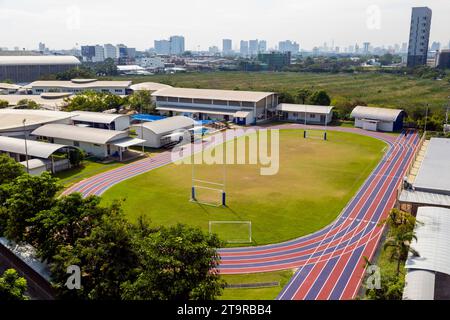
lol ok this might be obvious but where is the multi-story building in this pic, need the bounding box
[169,36,185,55]
[407,7,432,68]
[93,45,105,62]
[258,52,291,71]
[363,42,370,54]
[81,45,96,62]
[436,50,450,69]
[240,40,249,56]
[258,40,267,54]
[430,41,440,52]
[249,40,259,56]
[154,40,171,55]
[278,40,299,54]
[104,44,118,60]
[222,39,232,55]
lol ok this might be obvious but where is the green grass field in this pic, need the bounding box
[101,129,386,246]
[219,270,294,300]
[108,72,450,111]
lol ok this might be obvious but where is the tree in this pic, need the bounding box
[1,172,61,242]
[56,66,95,80]
[384,230,419,276]
[94,58,118,76]
[297,88,311,104]
[16,99,40,110]
[0,269,29,300]
[365,272,404,300]
[50,202,139,299]
[28,194,106,262]
[68,148,85,167]
[121,224,225,300]
[309,90,331,106]
[278,91,295,104]
[0,99,9,108]
[127,90,155,113]
[0,154,25,184]
[64,91,126,112]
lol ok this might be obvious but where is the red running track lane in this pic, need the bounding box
[62,124,416,300]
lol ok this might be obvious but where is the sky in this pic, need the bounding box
[0,0,449,51]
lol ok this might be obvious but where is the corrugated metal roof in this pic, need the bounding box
[0,109,75,131]
[405,207,450,276]
[0,136,72,158]
[399,190,450,207]
[0,94,70,109]
[414,138,450,195]
[31,124,128,145]
[350,106,403,122]
[152,87,274,103]
[403,269,435,300]
[112,137,145,148]
[130,82,172,91]
[71,111,129,124]
[132,116,195,135]
[0,55,81,66]
[277,103,334,114]
[19,158,48,169]
[0,83,22,90]
[29,79,131,89]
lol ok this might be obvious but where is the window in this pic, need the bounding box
[35,89,43,93]
[74,141,80,147]
[114,89,122,93]
[310,114,316,119]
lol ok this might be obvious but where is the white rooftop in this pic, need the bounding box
[130,82,172,92]
[153,87,275,103]
[405,206,450,276]
[414,138,450,195]
[0,55,80,66]
[0,94,71,110]
[31,124,129,145]
[0,109,75,131]
[132,116,195,135]
[29,79,132,89]
[277,103,334,114]
[71,111,129,124]
[351,106,403,122]
[0,136,72,159]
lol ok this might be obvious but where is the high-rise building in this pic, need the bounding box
[38,42,46,52]
[154,40,171,55]
[258,52,291,71]
[93,45,105,62]
[363,42,370,54]
[430,41,440,52]
[278,40,299,54]
[81,45,96,62]
[258,40,267,53]
[436,50,450,69]
[407,7,432,68]
[249,40,259,56]
[209,46,219,54]
[104,44,118,59]
[169,36,185,55]
[401,42,408,53]
[222,39,232,55]
[240,40,249,56]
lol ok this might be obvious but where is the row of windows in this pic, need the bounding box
[155,96,257,107]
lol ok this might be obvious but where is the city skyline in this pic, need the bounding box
[1,0,449,51]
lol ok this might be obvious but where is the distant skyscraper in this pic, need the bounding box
[154,40,171,55]
[355,43,360,54]
[248,40,259,56]
[38,42,46,52]
[104,44,118,59]
[430,41,440,52]
[278,40,299,54]
[401,42,408,53]
[81,45,96,62]
[407,7,432,67]
[363,42,370,54]
[169,36,185,55]
[222,39,232,55]
[258,40,267,53]
[209,46,219,54]
[240,40,249,56]
[93,45,105,62]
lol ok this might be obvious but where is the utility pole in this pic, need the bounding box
[23,119,29,174]
[424,104,429,133]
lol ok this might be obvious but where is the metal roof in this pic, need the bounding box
[19,158,48,169]
[277,103,334,114]
[130,82,172,91]
[71,111,129,124]
[29,79,132,89]
[0,83,22,90]
[0,136,72,159]
[0,109,75,131]
[403,269,435,300]
[399,189,450,207]
[405,207,450,276]
[0,94,70,110]
[350,106,403,122]
[31,124,129,145]
[414,138,450,195]
[0,55,81,66]
[112,137,145,148]
[156,106,236,116]
[132,116,195,135]
[152,87,275,103]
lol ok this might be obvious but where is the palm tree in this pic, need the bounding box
[297,89,311,105]
[383,230,420,276]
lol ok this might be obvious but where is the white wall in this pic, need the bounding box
[285,112,332,124]
[355,118,394,132]
[53,138,108,158]
[114,116,131,131]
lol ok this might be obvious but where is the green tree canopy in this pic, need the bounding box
[16,99,41,110]
[297,88,311,104]
[56,67,95,80]
[64,91,126,112]
[127,90,155,113]
[309,90,331,106]
[0,154,25,184]
[0,269,29,300]
[0,99,9,108]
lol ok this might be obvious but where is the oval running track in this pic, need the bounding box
[62,124,420,300]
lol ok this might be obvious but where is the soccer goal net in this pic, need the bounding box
[191,184,225,207]
[209,221,252,244]
[304,129,328,140]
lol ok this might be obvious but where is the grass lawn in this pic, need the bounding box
[102,129,386,246]
[106,72,450,112]
[55,159,123,188]
[219,270,294,300]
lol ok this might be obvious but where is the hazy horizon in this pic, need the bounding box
[0,0,449,51]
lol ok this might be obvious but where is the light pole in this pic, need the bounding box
[424,104,429,133]
[445,96,449,133]
[23,119,29,174]
[140,104,145,153]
